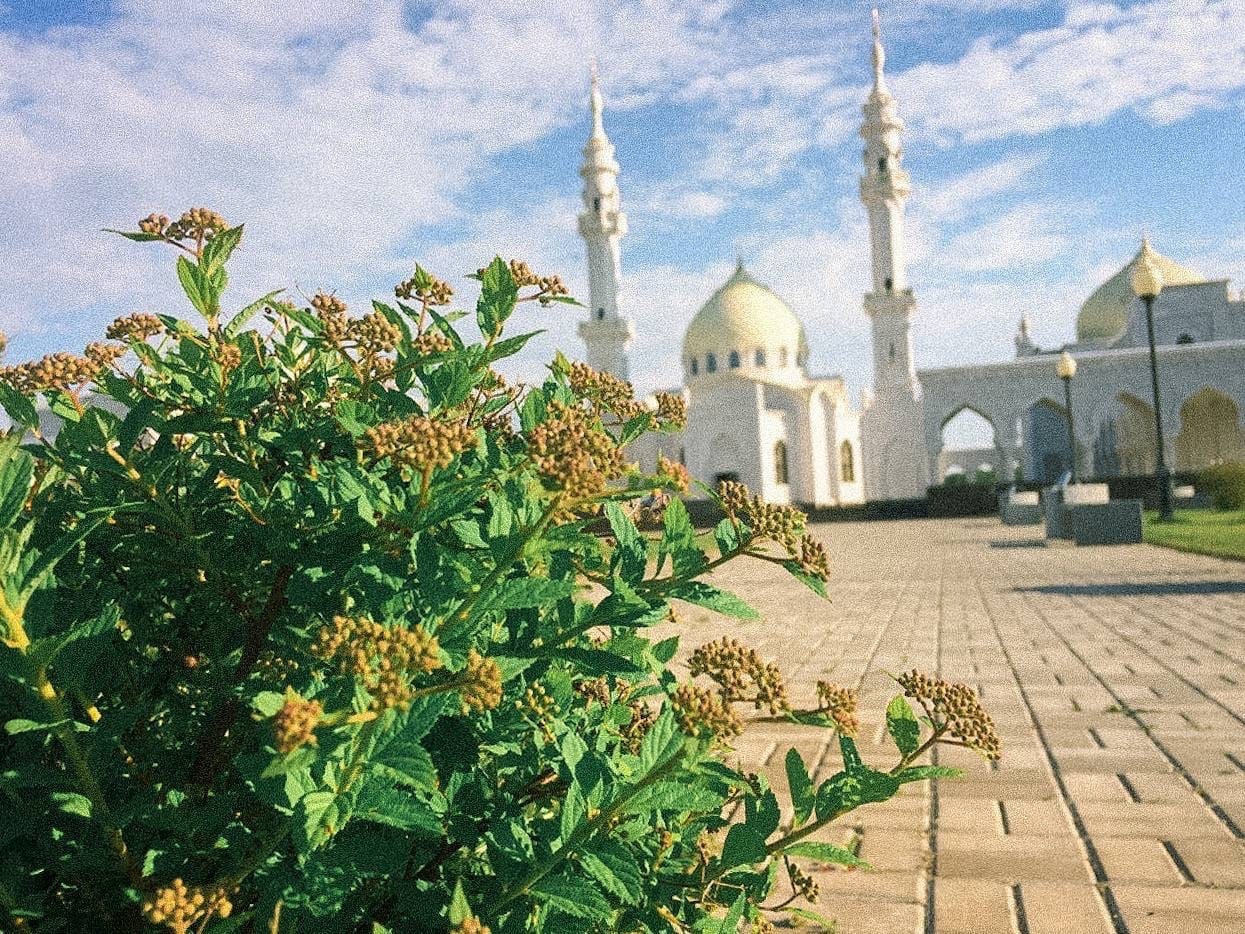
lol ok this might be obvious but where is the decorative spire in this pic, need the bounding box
[871,8,888,93]
[589,59,606,142]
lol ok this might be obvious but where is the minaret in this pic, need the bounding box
[577,64,635,381]
[1014,313,1037,356]
[859,9,930,501]
[861,8,917,396]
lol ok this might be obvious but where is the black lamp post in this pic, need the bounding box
[1056,350,1079,483]
[1130,241,1174,521]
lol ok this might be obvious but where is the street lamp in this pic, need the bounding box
[1056,350,1079,483]
[1130,240,1174,521]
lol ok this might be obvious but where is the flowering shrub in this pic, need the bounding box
[0,212,998,931]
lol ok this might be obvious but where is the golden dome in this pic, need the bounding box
[682,261,807,366]
[1075,239,1203,342]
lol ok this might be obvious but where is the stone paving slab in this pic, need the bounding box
[663,517,1245,933]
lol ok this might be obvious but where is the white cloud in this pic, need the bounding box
[896,0,1245,144]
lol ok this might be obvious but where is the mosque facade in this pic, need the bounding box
[576,15,1245,504]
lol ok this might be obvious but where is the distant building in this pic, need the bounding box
[577,12,1245,503]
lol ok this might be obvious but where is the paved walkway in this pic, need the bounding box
[670,517,1245,933]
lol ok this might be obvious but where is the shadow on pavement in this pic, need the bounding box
[1016,581,1245,596]
[990,540,1046,549]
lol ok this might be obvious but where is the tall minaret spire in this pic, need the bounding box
[577,63,634,381]
[859,8,930,500]
[871,8,887,92]
[860,6,916,393]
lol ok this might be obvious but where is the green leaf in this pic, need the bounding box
[559,782,585,842]
[886,694,920,757]
[176,255,212,317]
[580,840,642,905]
[781,559,830,598]
[638,709,678,772]
[560,731,587,773]
[297,790,341,850]
[18,514,107,605]
[30,604,119,667]
[0,450,33,528]
[621,781,722,814]
[719,824,767,871]
[666,581,759,620]
[201,225,244,275]
[712,517,742,556]
[353,780,440,835]
[785,749,815,826]
[225,288,284,338]
[745,789,781,839]
[371,738,436,791]
[478,577,574,612]
[474,257,518,339]
[604,502,646,584]
[0,383,39,430]
[893,764,963,784]
[661,498,705,576]
[252,691,286,718]
[783,841,869,869]
[529,874,612,921]
[51,791,92,818]
[448,880,472,926]
[5,718,71,735]
[103,228,165,242]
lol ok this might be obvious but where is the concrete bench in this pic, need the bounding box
[998,490,1043,525]
[1068,500,1144,545]
[1043,484,1110,540]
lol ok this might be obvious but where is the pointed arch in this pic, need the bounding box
[1176,388,1245,471]
[774,440,789,485]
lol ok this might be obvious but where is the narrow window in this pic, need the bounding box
[690,358,698,376]
[728,350,740,369]
[778,348,788,367]
[706,353,717,374]
[755,349,766,366]
[1177,333,1194,345]
[877,157,886,172]
[593,196,601,212]
[597,307,605,320]
[774,441,789,485]
[679,446,686,466]
[840,440,855,483]
[884,277,892,292]
[889,342,896,361]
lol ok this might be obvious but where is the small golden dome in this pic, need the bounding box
[1076,239,1203,342]
[682,261,807,367]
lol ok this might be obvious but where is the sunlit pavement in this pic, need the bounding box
[666,517,1245,933]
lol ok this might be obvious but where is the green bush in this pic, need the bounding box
[1198,462,1245,511]
[0,211,999,932]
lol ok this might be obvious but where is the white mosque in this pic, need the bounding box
[576,13,1245,505]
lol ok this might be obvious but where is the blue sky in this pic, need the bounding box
[1,0,1242,446]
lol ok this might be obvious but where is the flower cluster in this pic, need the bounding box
[452,918,491,934]
[106,312,165,342]
[518,682,555,719]
[349,310,401,355]
[501,259,569,303]
[311,291,350,344]
[671,683,743,740]
[395,269,453,305]
[567,361,644,422]
[273,691,323,755]
[412,329,454,356]
[895,670,1001,761]
[655,453,690,494]
[213,341,242,372]
[0,350,108,394]
[717,479,831,583]
[653,391,688,430]
[688,637,789,715]
[788,863,820,903]
[141,879,233,934]
[459,649,503,713]
[620,699,658,753]
[575,677,611,707]
[314,615,442,712]
[815,681,859,736]
[527,401,626,500]
[141,208,228,244]
[364,415,476,474]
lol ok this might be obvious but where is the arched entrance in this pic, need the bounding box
[1021,398,1073,485]
[1093,393,1156,477]
[1176,388,1245,470]
[937,407,999,483]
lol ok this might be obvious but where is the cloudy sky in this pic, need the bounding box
[3,0,1243,422]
